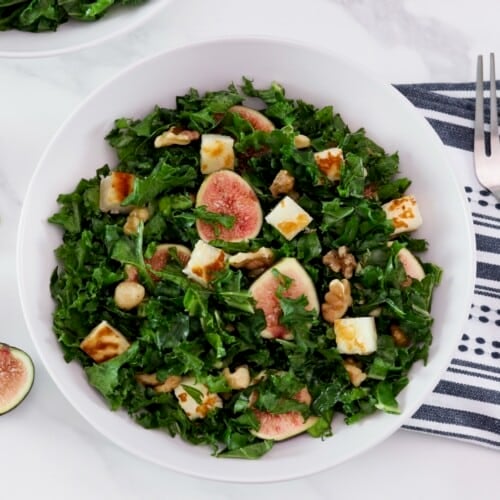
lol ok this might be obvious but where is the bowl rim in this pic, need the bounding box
[0,0,172,59]
[16,34,476,482]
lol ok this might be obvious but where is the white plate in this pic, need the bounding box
[0,0,171,58]
[17,37,475,482]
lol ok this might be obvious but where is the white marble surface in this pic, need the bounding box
[1,0,499,498]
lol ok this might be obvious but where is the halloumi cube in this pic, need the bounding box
[334,317,377,355]
[200,134,235,174]
[265,196,313,240]
[182,240,227,285]
[174,376,223,420]
[80,320,130,363]
[99,172,136,213]
[382,195,423,235]
[314,147,344,181]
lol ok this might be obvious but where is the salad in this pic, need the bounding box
[49,79,442,459]
[0,0,147,32]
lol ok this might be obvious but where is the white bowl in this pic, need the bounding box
[0,0,171,58]
[17,37,475,482]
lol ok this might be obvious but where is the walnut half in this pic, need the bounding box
[343,358,367,387]
[135,373,182,393]
[154,127,200,148]
[390,324,410,347]
[321,278,353,323]
[228,247,275,277]
[123,207,149,235]
[322,246,357,279]
[270,169,295,197]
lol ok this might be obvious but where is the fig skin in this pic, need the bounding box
[196,170,263,242]
[228,105,275,132]
[249,257,319,340]
[0,343,34,415]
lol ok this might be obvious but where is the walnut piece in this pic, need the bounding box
[343,358,367,387]
[321,278,353,323]
[228,247,275,274]
[135,373,159,386]
[154,375,182,393]
[270,169,295,197]
[390,324,410,347]
[322,246,357,279]
[123,207,149,235]
[135,373,182,393]
[154,127,200,148]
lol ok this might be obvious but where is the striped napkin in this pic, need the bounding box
[395,83,500,449]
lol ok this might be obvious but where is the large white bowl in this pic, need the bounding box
[17,37,475,482]
[0,0,171,58]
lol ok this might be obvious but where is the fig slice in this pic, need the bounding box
[249,257,319,340]
[147,243,192,270]
[126,244,192,283]
[0,343,34,415]
[196,170,263,242]
[228,105,275,132]
[251,387,318,441]
[397,248,425,281]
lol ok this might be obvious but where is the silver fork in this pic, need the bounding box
[474,53,500,200]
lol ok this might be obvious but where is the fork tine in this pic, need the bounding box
[489,53,500,155]
[475,55,485,150]
[474,54,500,200]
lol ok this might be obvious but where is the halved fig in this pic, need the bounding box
[397,248,425,281]
[0,343,34,415]
[228,105,275,132]
[251,387,318,441]
[146,244,192,273]
[249,257,319,339]
[125,244,191,283]
[196,170,263,242]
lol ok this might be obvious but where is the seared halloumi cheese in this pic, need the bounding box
[314,147,344,181]
[265,196,313,240]
[382,195,423,235]
[99,172,135,213]
[200,134,235,174]
[182,240,227,286]
[334,317,377,355]
[174,376,223,420]
[80,320,130,363]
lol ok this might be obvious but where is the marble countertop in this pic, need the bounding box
[1,1,498,498]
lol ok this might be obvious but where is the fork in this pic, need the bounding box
[474,53,500,200]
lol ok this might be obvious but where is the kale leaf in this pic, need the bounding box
[48,79,442,459]
[1,0,147,32]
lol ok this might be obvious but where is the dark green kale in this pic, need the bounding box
[0,0,147,32]
[48,79,441,458]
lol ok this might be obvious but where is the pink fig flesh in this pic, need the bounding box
[249,258,319,339]
[0,343,34,415]
[251,387,318,441]
[148,244,191,269]
[145,244,192,281]
[229,105,275,132]
[397,248,425,281]
[196,170,263,242]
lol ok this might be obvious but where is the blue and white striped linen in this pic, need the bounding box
[395,83,500,449]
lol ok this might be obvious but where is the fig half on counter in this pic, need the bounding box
[0,343,34,415]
